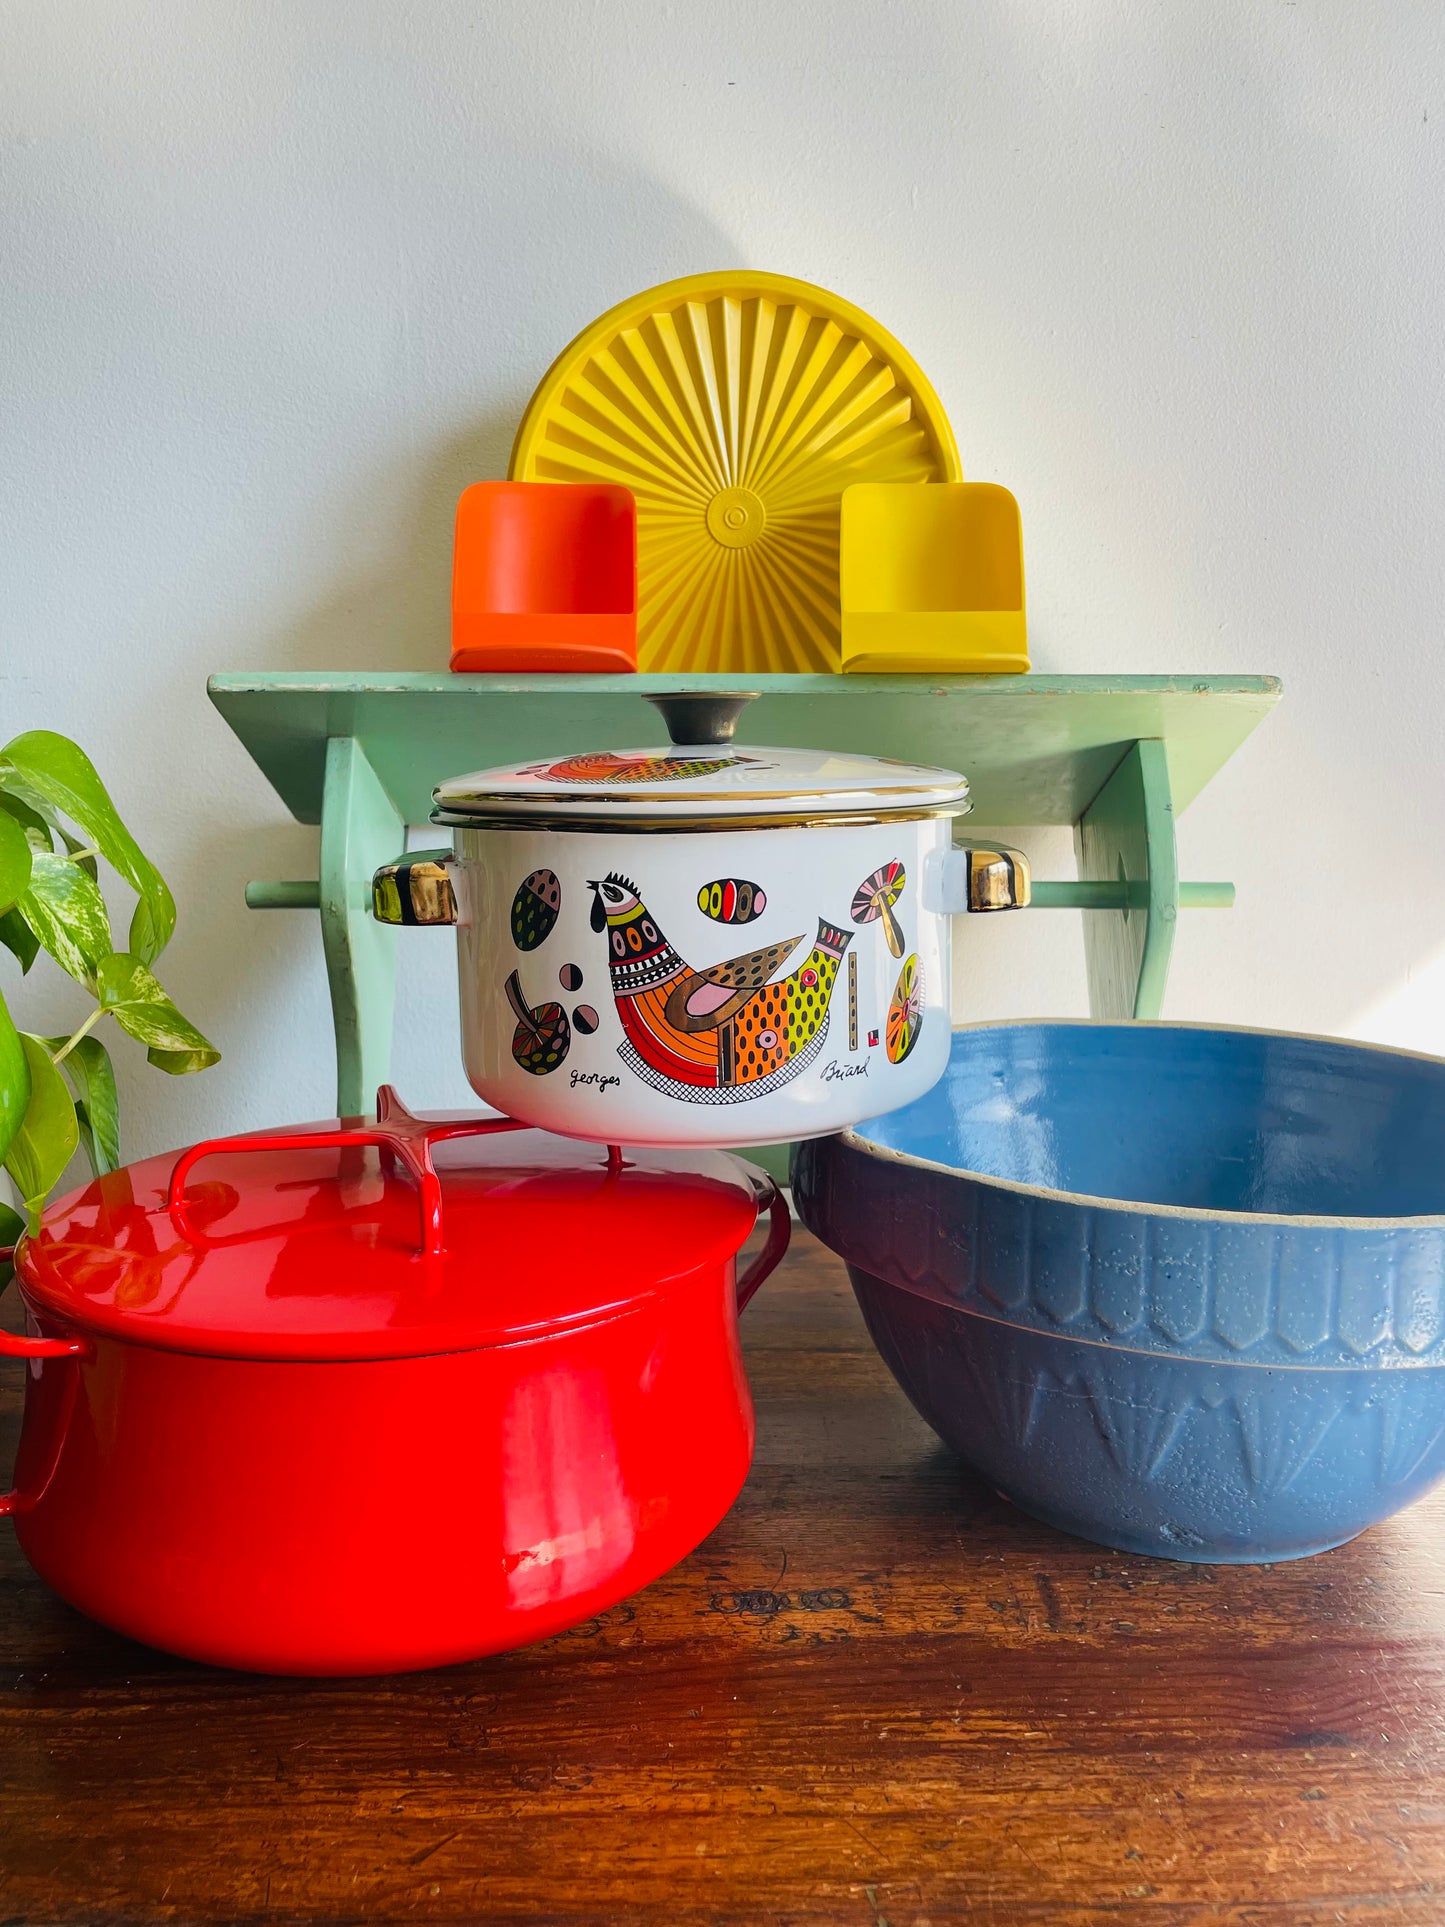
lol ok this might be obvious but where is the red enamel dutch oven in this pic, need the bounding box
[0,1088,789,1676]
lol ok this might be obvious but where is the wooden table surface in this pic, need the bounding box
[4,1229,1445,1926]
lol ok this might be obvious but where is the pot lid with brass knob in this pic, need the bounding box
[432,691,971,828]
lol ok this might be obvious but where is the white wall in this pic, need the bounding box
[4,1,1444,1164]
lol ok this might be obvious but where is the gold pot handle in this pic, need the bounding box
[371,850,457,926]
[958,844,1032,911]
[925,844,1032,913]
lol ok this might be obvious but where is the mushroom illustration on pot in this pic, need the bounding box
[504,971,571,1076]
[851,861,907,959]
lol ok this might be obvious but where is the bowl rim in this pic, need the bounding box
[840,1018,1445,1232]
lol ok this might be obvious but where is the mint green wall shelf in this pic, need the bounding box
[209,671,1280,1122]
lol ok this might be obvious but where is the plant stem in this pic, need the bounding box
[51,1004,104,1067]
[66,846,99,864]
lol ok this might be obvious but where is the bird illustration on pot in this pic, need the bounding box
[587,873,852,1105]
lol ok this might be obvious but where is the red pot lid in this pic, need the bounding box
[16,1088,762,1362]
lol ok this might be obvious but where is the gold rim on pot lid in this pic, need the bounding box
[431,690,970,827]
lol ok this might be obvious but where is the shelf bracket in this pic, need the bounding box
[319,737,403,1119]
[1075,738,1178,1020]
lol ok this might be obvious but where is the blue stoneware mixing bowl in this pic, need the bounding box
[792,1022,1445,1562]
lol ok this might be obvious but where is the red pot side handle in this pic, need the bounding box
[734,1169,792,1314]
[0,1254,91,1521]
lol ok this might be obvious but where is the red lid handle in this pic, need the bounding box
[167,1086,530,1259]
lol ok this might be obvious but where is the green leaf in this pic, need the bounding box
[0,991,31,1168]
[0,793,97,880]
[0,733,175,963]
[46,1033,120,1177]
[94,952,220,1071]
[145,1043,222,1075]
[0,792,54,854]
[3,1034,78,1231]
[18,851,113,986]
[0,908,38,974]
[0,1201,24,1285]
[0,811,32,915]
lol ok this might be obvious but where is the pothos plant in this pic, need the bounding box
[0,731,219,1258]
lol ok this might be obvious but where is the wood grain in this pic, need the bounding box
[3,1229,1444,1925]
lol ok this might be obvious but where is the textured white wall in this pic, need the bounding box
[3,1,1443,1165]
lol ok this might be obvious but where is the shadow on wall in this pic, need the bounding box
[254,156,741,675]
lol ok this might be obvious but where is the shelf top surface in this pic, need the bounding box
[208,671,1281,827]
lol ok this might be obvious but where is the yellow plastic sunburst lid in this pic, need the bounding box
[509,271,960,674]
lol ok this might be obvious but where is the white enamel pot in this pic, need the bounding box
[373,692,1029,1149]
